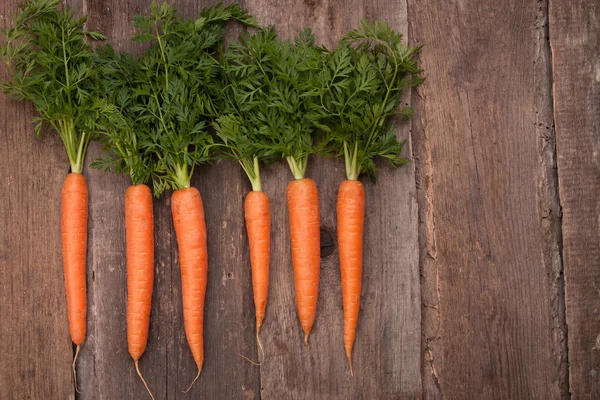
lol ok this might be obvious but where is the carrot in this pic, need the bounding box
[126,3,258,388]
[244,190,270,359]
[287,178,321,344]
[337,180,365,375]
[312,20,423,374]
[124,184,155,399]
[61,172,88,383]
[1,1,108,390]
[216,28,323,346]
[171,187,208,391]
[214,115,275,362]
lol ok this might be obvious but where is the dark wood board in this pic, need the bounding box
[408,0,567,398]
[549,0,600,398]
[4,0,600,398]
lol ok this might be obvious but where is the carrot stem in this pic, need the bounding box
[173,163,191,189]
[286,156,307,180]
[343,141,359,180]
[239,156,262,192]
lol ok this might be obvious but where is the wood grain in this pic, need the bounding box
[3,0,596,398]
[244,0,422,398]
[409,0,567,398]
[550,0,600,398]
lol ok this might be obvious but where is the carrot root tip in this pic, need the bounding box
[183,366,202,393]
[257,330,265,363]
[239,330,265,366]
[135,360,156,400]
[72,345,81,394]
[304,333,310,347]
[347,354,354,376]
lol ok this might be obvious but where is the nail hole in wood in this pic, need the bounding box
[320,229,335,258]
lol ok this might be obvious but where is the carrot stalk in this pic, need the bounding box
[125,184,155,398]
[172,187,207,390]
[287,178,321,343]
[337,180,365,375]
[61,172,88,388]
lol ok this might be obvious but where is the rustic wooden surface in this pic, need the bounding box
[0,0,598,399]
[409,0,569,398]
[550,0,600,398]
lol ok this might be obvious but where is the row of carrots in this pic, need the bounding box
[0,0,423,397]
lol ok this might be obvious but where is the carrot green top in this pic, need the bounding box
[0,0,108,174]
[91,46,157,187]
[313,20,424,181]
[126,1,257,195]
[215,28,323,183]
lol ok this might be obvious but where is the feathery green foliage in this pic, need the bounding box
[215,27,324,183]
[0,0,108,173]
[90,45,157,186]
[313,20,424,181]
[129,1,258,195]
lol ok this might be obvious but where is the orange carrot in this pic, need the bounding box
[337,179,365,375]
[171,187,208,391]
[125,184,155,399]
[61,172,88,387]
[287,178,320,344]
[244,190,270,358]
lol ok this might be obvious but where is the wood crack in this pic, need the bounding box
[538,0,570,397]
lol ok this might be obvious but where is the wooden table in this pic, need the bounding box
[0,0,598,398]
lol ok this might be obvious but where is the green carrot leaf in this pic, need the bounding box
[216,27,324,182]
[313,19,423,181]
[0,0,107,173]
[126,1,257,195]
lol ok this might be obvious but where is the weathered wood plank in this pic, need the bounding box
[409,0,567,398]
[0,1,77,399]
[245,0,422,398]
[549,0,600,398]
